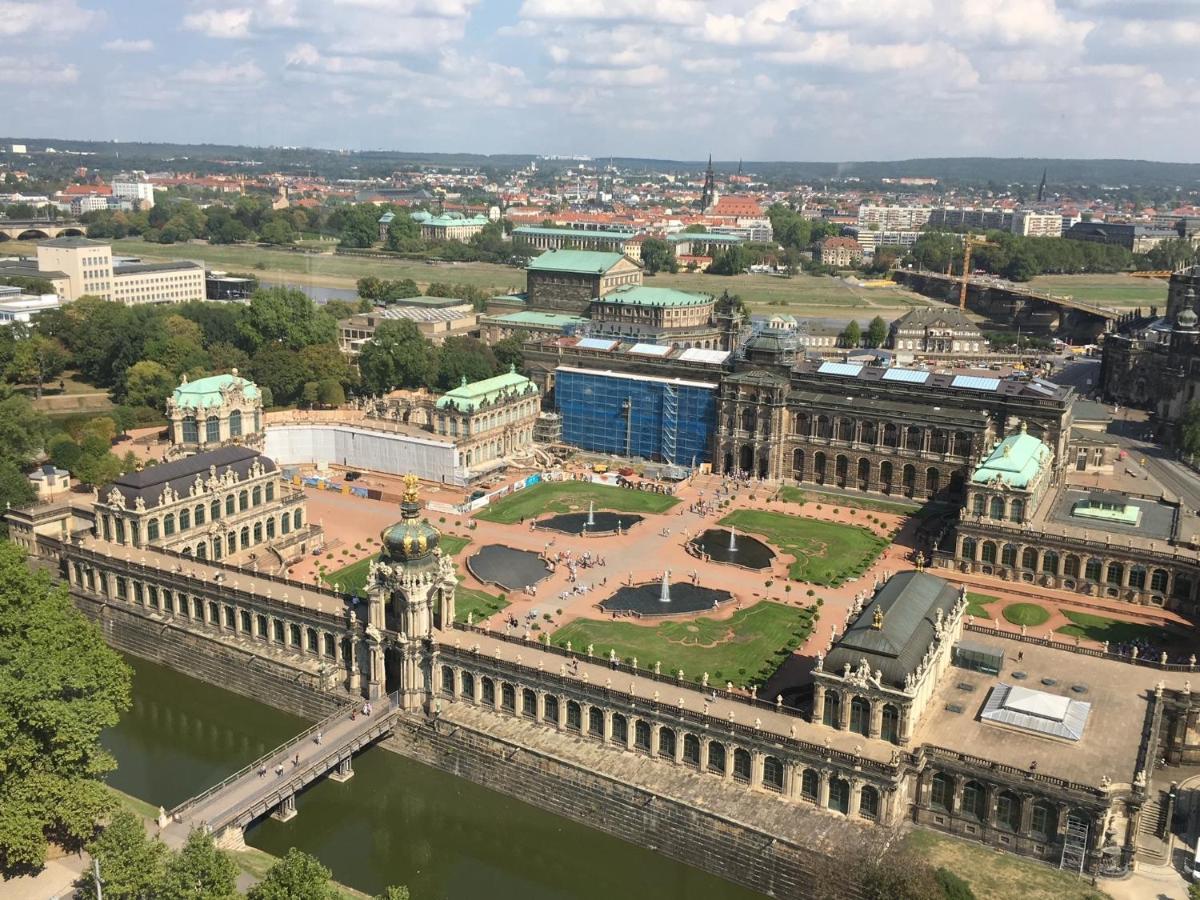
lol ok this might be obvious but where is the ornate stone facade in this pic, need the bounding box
[167,370,264,456]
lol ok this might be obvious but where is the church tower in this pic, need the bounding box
[363,475,456,708]
[700,154,716,211]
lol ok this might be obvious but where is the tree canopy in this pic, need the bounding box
[0,542,132,873]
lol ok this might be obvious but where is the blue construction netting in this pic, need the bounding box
[555,369,716,465]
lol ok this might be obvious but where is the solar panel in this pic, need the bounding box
[951,375,1000,391]
[817,362,863,377]
[678,348,730,364]
[576,337,618,351]
[882,367,931,384]
[628,343,672,357]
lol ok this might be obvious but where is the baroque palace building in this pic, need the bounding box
[10,466,1200,878]
[166,370,265,457]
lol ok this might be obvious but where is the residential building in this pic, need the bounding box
[929,207,1014,231]
[1011,210,1063,238]
[112,178,156,210]
[846,228,924,255]
[818,236,863,267]
[856,205,933,230]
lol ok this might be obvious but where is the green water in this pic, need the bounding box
[103,655,766,899]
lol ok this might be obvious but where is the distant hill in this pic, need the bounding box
[2,138,1197,188]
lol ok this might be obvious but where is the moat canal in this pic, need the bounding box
[103,654,766,899]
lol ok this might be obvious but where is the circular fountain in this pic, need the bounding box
[600,569,732,617]
[466,544,552,591]
[537,503,643,536]
[690,528,775,569]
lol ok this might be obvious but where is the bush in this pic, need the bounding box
[807,589,815,597]
[935,869,976,900]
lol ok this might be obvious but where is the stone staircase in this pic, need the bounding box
[1137,789,1171,865]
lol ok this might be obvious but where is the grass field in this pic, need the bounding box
[777,485,924,516]
[323,533,472,595]
[456,585,510,623]
[1055,609,1165,645]
[105,238,933,316]
[1002,602,1050,627]
[718,508,888,585]
[904,830,1106,900]
[476,480,679,524]
[1027,273,1168,308]
[966,592,998,617]
[550,601,814,685]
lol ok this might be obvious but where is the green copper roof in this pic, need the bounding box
[970,431,1051,488]
[422,213,489,228]
[435,367,537,412]
[172,373,259,409]
[596,285,712,308]
[490,310,587,328]
[527,249,629,274]
[514,226,637,240]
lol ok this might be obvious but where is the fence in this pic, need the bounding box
[964,622,1199,672]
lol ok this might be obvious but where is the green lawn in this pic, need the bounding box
[1055,609,1166,645]
[648,269,931,313]
[550,601,814,686]
[1026,273,1167,308]
[456,585,510,623]
[905,830,1106,900]
[718,508,888,586]
[777,485,924,516]
[476,480,679,524]
[1002,602,1050,627]
[966,592,998,617]
[323,533,472,595]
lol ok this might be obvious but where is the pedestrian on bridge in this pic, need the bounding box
[316,730,323,745]
[275,763,284,777]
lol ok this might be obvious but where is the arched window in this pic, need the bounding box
[588,706,604,737]
[206,415,220,443]
[441,666,455,694]
[227,533,236,555]
[1106,562,1123,586]
[179,508,190,531]
[294,510,302,530]
[973,495,986,516]
[981,541,997,564]
[1001,543,1017,567]
[881,704,900,744]
[857,457,870,487]
[906,425,923,450]
[253,522,262,544]
[163,513,175,536]
[1022,547,1038,570]
[930,773,953,811]
[461,672,475,700]
[542,693,556,720]
[195,543,207,560]
[211,499,221,521]
[610,713,627,743]
[960,537,977,560]
[828,777,850,814]
[266,518,275,539]
[732,748,752,784]
[182,416,199,443]
[961,780,987,820]
[225,495,235,516]
[281,513,291,535]
[996,790,1022,832]
[850,696,871,736]
[195,504,205,526]
[882,424,898,448]
[635,720,651,751]
[792,448,805,480]
[481,677,495,705]
[658,727,676,760]
[813,451,827,484]
[989,496,1005,519]
[792,413,808,436]
[1042,551,1059,575]
[229,409,243,437]
[265,482,275,502]
[252,486,262,506]
[707,741,726,775]
[823,691,841,727]
[239,490,249,512]
[1064,554,1081,577]
[683,734,701,767]
[501,683,516,712]
[763,756,784,792]
[861,421,877,444]
[1151,568,1170,592]
[860,785,880,820]
[239,526,249,549]
[816,416,831,439]
[1085,558,1103,582]
[522,688,537,718]
[1010,498,1025,523]
[801,769,819,802]
[147,518,160,542]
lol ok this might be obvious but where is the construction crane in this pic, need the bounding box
[958,234,998,310]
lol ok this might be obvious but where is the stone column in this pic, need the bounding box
[625,719,635,751]
[750,751,764,790]
[838,692,852,730]
[700,737,711,771]
[1019,793,1035,835]
[869,701,884,740]
[602,709,613,741]
[786,763,800,800]
[817,770,831,808]
[534,691,545,723]
[650,723,661,757]
[556,695,567,730]
[723,746,734,781]
[673,734,684,765]
[849,778,862,817]
[811,683,826,725]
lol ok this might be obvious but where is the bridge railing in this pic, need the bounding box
[167,691,399,821]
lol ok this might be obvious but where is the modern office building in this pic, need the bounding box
[555,365,718,466]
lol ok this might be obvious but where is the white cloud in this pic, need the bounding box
[103,38,154,52]
[520,0,698,25]
[176,60,265,84]
[182,8,254,39]
[0,0,99,37]
[0,57,79,83]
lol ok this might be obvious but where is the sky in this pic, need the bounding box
[3,0,1198,162]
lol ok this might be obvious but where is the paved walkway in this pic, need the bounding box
[0,854,88,900]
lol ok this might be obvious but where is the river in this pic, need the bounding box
[259,280,360,305]
[103,654,766,899]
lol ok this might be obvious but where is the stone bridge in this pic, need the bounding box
[893,270,1119,340]
[0,219,86,241]
[161,693,399,849]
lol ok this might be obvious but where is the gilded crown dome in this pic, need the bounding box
[381,475,440,564]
